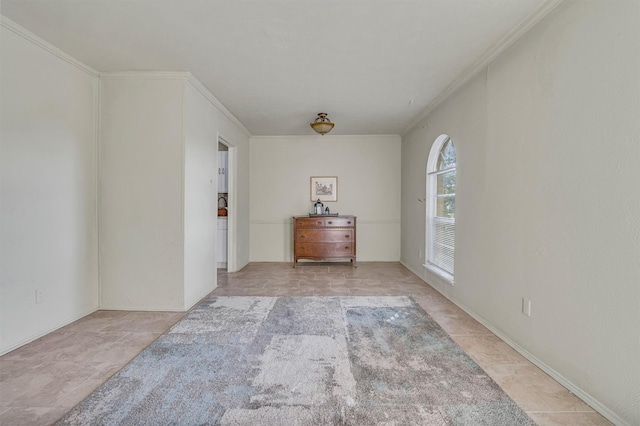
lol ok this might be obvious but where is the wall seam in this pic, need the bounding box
[96,74,102,309]
[180,80,187,310]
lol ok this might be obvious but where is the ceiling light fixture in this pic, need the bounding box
[310,113,334,135]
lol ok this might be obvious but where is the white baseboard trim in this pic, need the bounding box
[0,306,98,356]
[98,305,186,312]
[400,261,628,426]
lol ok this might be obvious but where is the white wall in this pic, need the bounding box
[185,80,252,274]
[99,75,186,311]
[183,84,219,307]
[0,21,252,350]
[250,135,401,262]
[401,1,640,424]
[0,20,99,354]
[99,74,252,311]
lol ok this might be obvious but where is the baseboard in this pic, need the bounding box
[98,305,185,312]
[0,306,98,356]
[399,261,628,426]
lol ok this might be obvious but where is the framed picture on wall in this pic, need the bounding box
[310,176,338,202]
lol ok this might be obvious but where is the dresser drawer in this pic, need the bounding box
[295,242,354,256]
[295,216,356,228]
[296,229,353,243]
[324,217,355,227]
[295,217,327,228]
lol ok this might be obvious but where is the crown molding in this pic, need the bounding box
[185,75,252,137]
[250,134,401,141]
[99,71,192,80]
[1,15,100,77]
[401,0,565,136]
[98,72,251,137]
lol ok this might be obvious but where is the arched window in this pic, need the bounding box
[426,135,456,281]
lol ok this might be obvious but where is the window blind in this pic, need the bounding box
[427,140,455,276]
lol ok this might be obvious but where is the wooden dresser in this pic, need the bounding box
[293,215,357,267]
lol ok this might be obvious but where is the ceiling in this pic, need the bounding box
[2,0,551,136]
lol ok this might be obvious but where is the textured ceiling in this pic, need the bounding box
[2,0,550,135]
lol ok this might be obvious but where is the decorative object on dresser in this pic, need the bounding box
[313,198,324,215]
[293,215,356,268]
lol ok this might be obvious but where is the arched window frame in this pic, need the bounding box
[425,135,456,284]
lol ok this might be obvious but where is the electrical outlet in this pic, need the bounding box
[522,298,531,317]
[35,288,44,304]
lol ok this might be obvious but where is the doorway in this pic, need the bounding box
[216,137,236,272]
[217,142,229,270]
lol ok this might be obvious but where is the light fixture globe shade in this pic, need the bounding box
[310,121,334,135]
[310,113,335,135]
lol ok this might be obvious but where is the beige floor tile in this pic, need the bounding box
[450,334,530,366]
[428,310,492,336]
[0,310,181,424]
[343,278,369,287]
[304,277,333,286]
[314,286,352,296]
[99,312,184,334]
[1,331,126,363]
[528,411,613,426]
[279,287,316,296]
[396,284,439,296]
[0,405,75,426]
[207,287,239,296]
[84,332,163,373]
[53,310,133,333]
[54,375,116,410]
[484,363,595,413]
[1,360,98,407]
[0,359,35,383]
[411,293,454,312]
[349,286,396,296]
[0,262,609,425]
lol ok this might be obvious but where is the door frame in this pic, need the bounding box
[218,134,237,271]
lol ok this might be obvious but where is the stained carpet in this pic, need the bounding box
[57,296,534,425]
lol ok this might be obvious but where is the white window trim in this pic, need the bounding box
[423,262,455,285]
[425,134,455,285]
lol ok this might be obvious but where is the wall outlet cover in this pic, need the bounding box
[522,298,531,317]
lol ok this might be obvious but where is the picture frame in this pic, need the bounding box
[310,176,338,202]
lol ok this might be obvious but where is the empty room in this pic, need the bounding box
[1,0,638,425]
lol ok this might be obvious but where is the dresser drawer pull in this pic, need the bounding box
[328,221,333,224]
[347,221,352,224]
[300,235,305,239]
[317,221,322,225]
[345,246,349,249]
[345,235,350,238]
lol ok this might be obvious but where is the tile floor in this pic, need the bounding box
[0,262,611,425]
